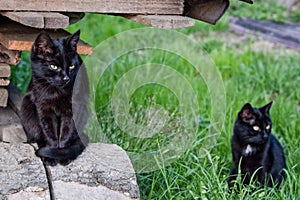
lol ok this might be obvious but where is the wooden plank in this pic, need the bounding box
[0,17,93,55]
[0,87,8,107]
[184,0,229,25]
[0,43,21,65]
[0,0,184,15]
[42,12,69,29]
[0,106,26,143]
[125,15,195,29]
[0,78,9,86]
[0,63,10,77]
[0,12,69,29]
[0,12,44,28]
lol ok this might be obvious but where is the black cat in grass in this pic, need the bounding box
[20,30,86,166]
[229,102,286,188]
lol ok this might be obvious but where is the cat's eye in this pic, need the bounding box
[266,125,271,130]
[69,65,75,69]
[50,65,58,70]
[253,126,260,131]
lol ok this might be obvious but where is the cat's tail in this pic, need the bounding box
[36,140,86,161]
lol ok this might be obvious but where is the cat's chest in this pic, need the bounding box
[242,144,256,156]
[34,91,72,115]
[241,145,266,171]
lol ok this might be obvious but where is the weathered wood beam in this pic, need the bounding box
[125,15,195,29]
[0,12,44,29]
[42,12,69,29]
[0,17,93,55]
[0,43,21,65]
[0,0,184,15]
[0,12,69,29]
[0,87,8,107]
[0,63,10,77]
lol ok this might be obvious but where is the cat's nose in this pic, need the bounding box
[262,134,268,139]
[63,76,70,83]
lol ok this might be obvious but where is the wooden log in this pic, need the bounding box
[0,78,9,86]
[0,12,69,29]
[0,143,140,199]
[0,0,184,15]
[184,0,229,25]
[0,12,44,29]
[0,17,93,55]
[0,87,8,107]
[42,12,69,29]
[0,63,10,77]
[0,43,21,65]
[125,15,195,29]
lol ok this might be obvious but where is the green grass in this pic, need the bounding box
[10,0,300,199]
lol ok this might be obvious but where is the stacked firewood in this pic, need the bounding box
[0,44,21,107]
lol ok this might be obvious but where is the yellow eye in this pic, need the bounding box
[266,125,271,130]
[69,65,75,69]
[253,126,260,131]
[50,65,58,70]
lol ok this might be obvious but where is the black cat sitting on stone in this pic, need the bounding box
[20,30,86,166]
[229,102,286,188]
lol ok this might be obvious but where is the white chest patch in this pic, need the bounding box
[243,144,253,156]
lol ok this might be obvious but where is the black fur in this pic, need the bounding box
[229,102,286,188]
[20,30,86,166]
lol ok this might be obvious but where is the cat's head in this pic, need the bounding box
[234,102,273,145]
[30,30,82,88]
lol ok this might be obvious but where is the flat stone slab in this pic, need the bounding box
[0,143,47,199]
[0,142,140,200]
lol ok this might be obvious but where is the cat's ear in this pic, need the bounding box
[32,31,53,59]
[67,30,80,52]
[259,101,273,115]
[239,103,255,124]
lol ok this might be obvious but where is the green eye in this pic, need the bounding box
[50,65,58,70]
[253,126,260,131]
[266,125,271,130]
[69,65,75,69]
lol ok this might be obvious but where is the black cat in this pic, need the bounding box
[229,102,286,188]
[20,30,86,166]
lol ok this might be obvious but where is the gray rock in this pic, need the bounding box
[0,143,140,200]
[50,143,140,199]
[0,143,47,199]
